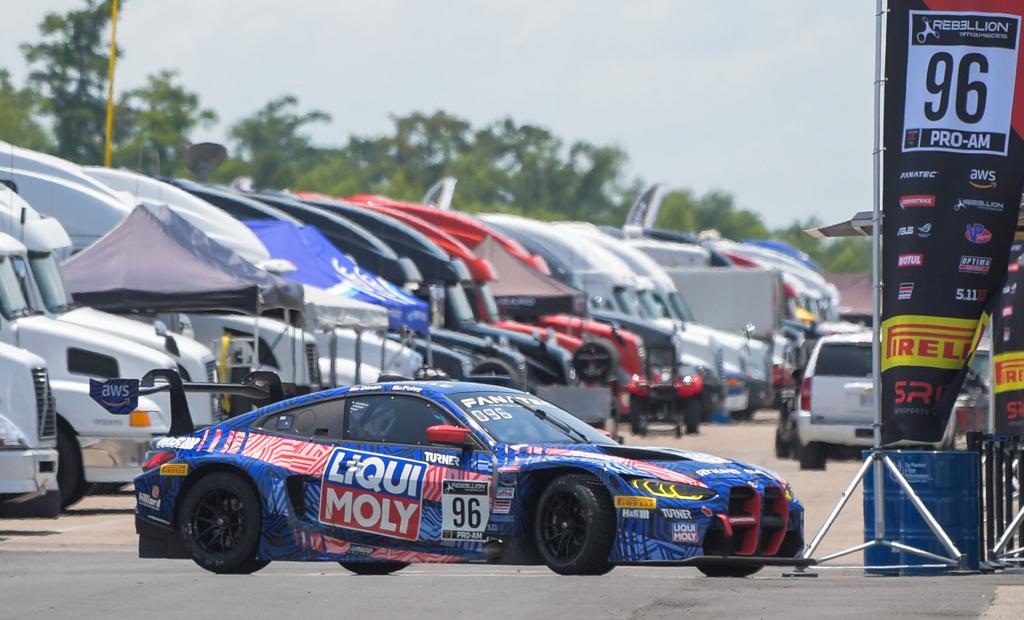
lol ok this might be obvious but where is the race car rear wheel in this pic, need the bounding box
[339,561,409,575]
[180,472,269,575]
[533,473,615,575]
[697,564,763,578]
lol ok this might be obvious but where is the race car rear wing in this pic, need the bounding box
[91,369,290,436]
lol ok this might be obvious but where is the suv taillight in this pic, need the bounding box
[800,377,812,411]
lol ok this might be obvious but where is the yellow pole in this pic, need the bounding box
[103,0,119,167]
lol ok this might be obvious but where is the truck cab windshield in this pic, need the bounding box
[29,252,74,314]
[0,257,34,320]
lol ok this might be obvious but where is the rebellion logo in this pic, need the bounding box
[965,223,993,244]
[995,352,1024,394]
[959,256,991,274]
[969,169,997,190]
[882,315,979,371]
[898,253,924,267]
[899,194,935,208]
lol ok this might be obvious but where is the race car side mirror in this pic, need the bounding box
[427,424,473,447]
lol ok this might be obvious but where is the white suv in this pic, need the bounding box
[795,332,875,469]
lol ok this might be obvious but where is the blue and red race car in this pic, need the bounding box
[114,372,806,577]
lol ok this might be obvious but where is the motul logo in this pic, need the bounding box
[899,195,936,208]
[898,253,924,267]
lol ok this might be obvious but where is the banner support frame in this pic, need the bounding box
[786,0,973,577]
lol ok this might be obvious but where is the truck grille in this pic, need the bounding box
[723,485,788,556]
[33,367,57,440]
[205,361,226,422]
[305,343,322,387]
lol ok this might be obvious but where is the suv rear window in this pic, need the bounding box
[814,343,872,377]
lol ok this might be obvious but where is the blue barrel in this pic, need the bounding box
[863,450,980,576]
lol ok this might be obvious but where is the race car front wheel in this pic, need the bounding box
[533,473,615,575]
[697,564,763,578]
[180,472,269,575]
[339,561,409,575]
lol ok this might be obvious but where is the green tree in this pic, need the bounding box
[224,95,330,188]
[112,69,218,176]
[0,70,52,151]
[20,0,122,163]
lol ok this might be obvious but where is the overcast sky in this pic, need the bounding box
[0,1,875,227]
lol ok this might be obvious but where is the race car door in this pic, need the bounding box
[316,392,494,556]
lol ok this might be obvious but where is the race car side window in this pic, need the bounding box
[344,394,453,446]
[253,398,345,440]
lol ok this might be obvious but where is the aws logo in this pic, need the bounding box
[969,169,997,190]
[994,352,1024,394]
[882,315,980,372]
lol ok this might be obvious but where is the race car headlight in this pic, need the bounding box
[629,478,717,500]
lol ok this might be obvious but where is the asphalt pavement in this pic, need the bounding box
[1,410,1022,619]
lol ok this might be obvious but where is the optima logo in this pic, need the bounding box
[882,315,979,371]
[898,253,924,267]
[959,256,991,274]
[899,194,935,208]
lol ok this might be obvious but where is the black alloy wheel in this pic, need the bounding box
[533,473,615,575]
[180,472,268,574]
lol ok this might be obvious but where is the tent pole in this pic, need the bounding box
[380,329,386,372]
[355,329,363,385]
[254,302,261,374]
[330,328,338,388]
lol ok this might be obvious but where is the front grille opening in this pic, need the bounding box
[727,486,761,556]
[759,486,789,556]
[33,367,57,440]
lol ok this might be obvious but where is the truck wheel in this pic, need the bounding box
[471,357,524,390]
[180,472,269,574]
[698,564,763,578]
[533,473,615,575]
[798,440,827,470]
[339,561,408,575]
[57,424,88,509]
[683,399,701,435]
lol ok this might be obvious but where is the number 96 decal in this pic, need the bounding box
[441,480,490,541]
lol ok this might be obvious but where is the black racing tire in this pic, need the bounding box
[732,408,755,422]
[179,471,269,575]
[57,423,88,510]
[533,473,615,575]
[339,561,409,575]
[698,564,763,578]
[774,427,788,459]
[471,357,524,390]
[683,399,701,435]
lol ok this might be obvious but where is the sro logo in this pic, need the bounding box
[1006,401,1024,421]
[969,169,997,189]
[894,380,944,405]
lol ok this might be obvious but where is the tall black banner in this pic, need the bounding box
[882,0,1024,443]
[992,227,1024,432]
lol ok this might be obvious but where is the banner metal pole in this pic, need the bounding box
[870,0,886,546]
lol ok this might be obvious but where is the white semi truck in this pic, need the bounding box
[0,341,59,517]
[0,229,176,508]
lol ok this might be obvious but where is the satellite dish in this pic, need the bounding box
[183,142,227,182]
[423,177,457,210]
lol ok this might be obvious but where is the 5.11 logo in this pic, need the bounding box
[902,12,1020,156]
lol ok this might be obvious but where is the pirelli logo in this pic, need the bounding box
[882,315,980,372]
[995,352,1024,394]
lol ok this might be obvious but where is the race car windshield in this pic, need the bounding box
[452,391,617,446]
